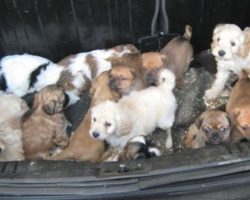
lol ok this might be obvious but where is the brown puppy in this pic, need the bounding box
[52,71,120,162]
[185,110,232,149]
[142,25,193,87]
[108,65,146,96]
[226,68,250,143]
[22,85,70,160]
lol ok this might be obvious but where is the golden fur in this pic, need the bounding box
[22,85,69,160]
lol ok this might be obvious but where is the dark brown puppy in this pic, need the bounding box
[226,68,250,143]
[185,110,232,149]
[52,71,120,162]
[22,85,70,160]
[141,25,193,87]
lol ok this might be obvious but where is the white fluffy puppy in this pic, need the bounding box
[0,94,29,161]
[204,24,250,100]
[89,68,177,150]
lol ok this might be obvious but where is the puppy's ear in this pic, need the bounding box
[43,102,57,115]
[160,54,167,64]
[195,115,203,129]
[228,109,241,125]
[213,24,225,35]
[129,68,136,78]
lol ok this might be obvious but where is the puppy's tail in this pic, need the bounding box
[183,25,192,40]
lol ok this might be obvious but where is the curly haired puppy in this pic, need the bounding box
[22,85,70,160]
[205,24,250,100]
[185,110,232,149]
[0,94,29,161]
[90,68,177,150]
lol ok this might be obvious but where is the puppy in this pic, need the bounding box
[0,54,51,96]
[90,68,177,150]
[57,44,139,106]
[52,71,120,162]
[141,25,193,87]
[108,65,146,96]
[185,110,232,149]
[22,85,70,160]
[0,94,29,161]
[226,68,250,143]
[204,24,250,100]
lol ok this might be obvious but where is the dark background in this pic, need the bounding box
[1,0,250,61]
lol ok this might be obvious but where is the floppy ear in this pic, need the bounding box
[213,24,225,35]
[195,115,204,129]
[225,113,234,128]
[43,102,57,115]
[117,116,132,136]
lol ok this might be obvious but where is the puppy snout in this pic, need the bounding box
[218,50,225,57]
[108,78,118,90]
[92,131,100,138]
[146,74,155,85]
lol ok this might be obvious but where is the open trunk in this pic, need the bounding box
[1,0,250,199]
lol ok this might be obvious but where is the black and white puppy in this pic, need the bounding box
[0,54,64,97]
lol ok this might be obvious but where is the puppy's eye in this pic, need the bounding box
[231,41,236,46]
[93,118,96,122]
[219,127,226,132]
[162,78,166,82]
[105,122,111,127]
[217,38,220,42]
[121,77,127,81]
[203,127,210,133]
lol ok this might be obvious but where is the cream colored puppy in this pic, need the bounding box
[204,24,250,100]
[0,94,29,161]
[89,68,177,150]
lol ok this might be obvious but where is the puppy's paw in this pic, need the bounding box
[204,88,219,101]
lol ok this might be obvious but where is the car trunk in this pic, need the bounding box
[1,0,250,199]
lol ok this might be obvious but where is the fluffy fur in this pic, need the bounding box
[57,44,139,106]
[90,68,177,150]
[0,94,29,161]
[0,54,51,96]
[226,69,250,143]
[185,110,232,149]
[22,85,70,160]
[141,25,193,87]
[52,71,120,162]
[205,24,250,100]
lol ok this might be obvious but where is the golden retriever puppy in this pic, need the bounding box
[226,68,250,143]
[90,68,177,150]
[185,110,232,149]
[52,71,120,162]
[22,85,70,160]
[141,25,193,87]
[204,24,250,100]
[0,94,29,161]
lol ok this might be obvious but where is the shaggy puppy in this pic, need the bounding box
[57,44,139,106]
[141,25,193,87]
[52,71,120,162]
[108,65,146,96]
[90,68,177,150]
[185,110,232,149]
[226,68,250,143]
[0,94,29,161]
[204,24,250,100]
[22,85,70,160]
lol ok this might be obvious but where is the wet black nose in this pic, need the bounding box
[92,131,100,138]
[108,78,118,90]
[218,50,225,57]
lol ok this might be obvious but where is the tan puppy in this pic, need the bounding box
[52,71,120,162]
[108,65,146,96]
[22,85,70,160]
[226,68,250,143]
[185,110,232,149]
[0,94,29,161]
[141,25,193,87]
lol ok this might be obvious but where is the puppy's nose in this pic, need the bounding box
[218,50,225,57]
[146,74,155,85]
[108,79,118,90]
[92,131,100,138]
[212,133,219,140]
